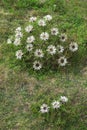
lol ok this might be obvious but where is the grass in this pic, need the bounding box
[0,0,87,129]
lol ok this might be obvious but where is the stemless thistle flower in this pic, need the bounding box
[15,27,22,33]
[40,104,50,113]
[60,96,68,103]
[26,44,33,52]
[51,28,59,36]
[58,56,67,66]
[53,4,57,8]
[27,36,35,43]
[14,38,21,46]
[60,33,67,42]
[25,25,33,33]
[52,101,60,109]
[38,19,46,26]
[44,15,52,21]
[33,61,42,70]
[15,32,23,38]
[57,45,64,53]
[40,32,49,41]
[29,16,37,22]
[69,42,78,52]
[7,38,12,44]
[34,49,44,58]
[47,45,56,55]
[16,50,23,59]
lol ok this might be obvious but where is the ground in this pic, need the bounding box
[0,0,87,130]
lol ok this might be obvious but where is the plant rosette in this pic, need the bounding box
[7,15,79,71]
[31,96,69,126]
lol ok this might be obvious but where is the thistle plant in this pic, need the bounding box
[7,15,79,71]
[31,96,69,128]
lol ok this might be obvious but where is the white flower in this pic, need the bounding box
[58,56,67,66]
[44,15,52,21]
[7,38,12,44]
[25,25,33,33]
[60,96,68,103]
[29,16,37,22]
[15,27,23,39]
[38,19,46,26]
[34,49,44,58]
[69,42,78,52]
[15,27,22,33]
[40,32,49,41]
[33,61,42,70]
[15,32,23,38]
[40,104,50,113]
[57,45,64,53]
[53,4,57,8]
[51,28,59,35]
[26,44,33,51]
[14,38,21,46]
[52,101,60,109]
[16,50,23,59]
[47,45,56,55]
[27,36,35,43]
[60,33,67,42]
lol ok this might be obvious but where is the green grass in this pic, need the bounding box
[0,0,87,130]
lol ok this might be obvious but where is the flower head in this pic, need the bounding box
[14,38,21,46]
[51,28,59,35]
[34,49,44,58]
[15,27,22,33]
[52,101,60,109]
[40,104,50,113]
[7,38,12,44]
[26,44,33,51]
[58,56,67,66]
[38,19,46,26]
[60,96,68,103]
[16,50,23,59]
[40,32,49,41]
[44,15,52,21]
[69,42,78,52]
[29,16,37,22]
[33,61,42,70]
[57,45,64,53]
[60,33,67,42]
[47,45,56,55]
[15,32,23,38]
[25,25,33,33]
[27,36,35,43]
